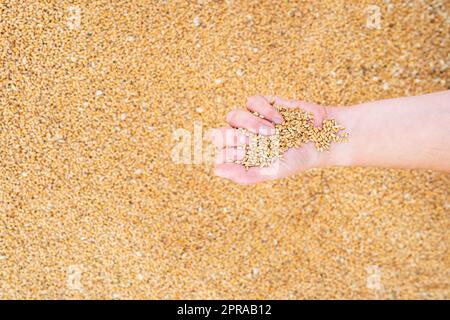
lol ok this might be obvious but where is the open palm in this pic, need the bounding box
[211,96,330,184]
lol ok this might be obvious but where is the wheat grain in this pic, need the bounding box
[237,106,348,169]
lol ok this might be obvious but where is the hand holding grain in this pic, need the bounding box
[210,95,340,184]
[211,91,450,184]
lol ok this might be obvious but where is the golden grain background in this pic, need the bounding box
[0,0,449,299]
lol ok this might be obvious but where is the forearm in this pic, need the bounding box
[322,91,450,172]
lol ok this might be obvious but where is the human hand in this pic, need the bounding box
[210,95,334,184]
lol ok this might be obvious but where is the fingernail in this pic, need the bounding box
[234,148,246,161]
[209,131,223,146]
[238,134,248,145]
[226,110,236,123]
[258,125,276,136]
[206,132,214,143]
[273,115,284,124]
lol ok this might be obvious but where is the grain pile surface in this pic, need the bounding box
[0,0,449,299]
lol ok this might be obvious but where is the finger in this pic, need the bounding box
[246,95,284,124]
[215,147,246,164]
[207,127,249,148]
[226,110,276,136]
[263,96,327,126]
[263,95,300,108]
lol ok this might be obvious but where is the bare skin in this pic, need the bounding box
[210,90,450,184]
